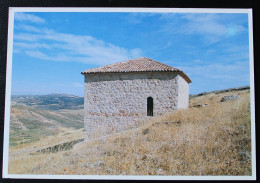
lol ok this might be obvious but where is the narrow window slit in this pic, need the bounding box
[147,97,153,116]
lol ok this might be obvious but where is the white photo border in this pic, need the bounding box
[3,7,255,180]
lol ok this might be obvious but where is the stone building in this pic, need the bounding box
[81,57,191,140]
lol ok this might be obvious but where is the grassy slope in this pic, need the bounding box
[8,89,251,175]
[9,104,84,146]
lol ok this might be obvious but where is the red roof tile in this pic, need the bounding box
[81,57,191,83]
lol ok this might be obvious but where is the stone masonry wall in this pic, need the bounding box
[177,75,190,109]
[83,72,187,140]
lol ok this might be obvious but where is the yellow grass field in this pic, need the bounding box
[8,89,252,176]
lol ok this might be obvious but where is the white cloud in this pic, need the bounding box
[162,14,246,44]
[178,61,249,84]
[15,24,42,32]
[224,44,249,53]
[25,51,51,60]
[185,21,227,36]
[159,41,172,50]
[125,12,160,24]
[14,25,143,65]
[179,14,228,44]
[14,33,40,41]
[15,13,45,23]
[24,50,89,63]
[226,25,246,37]
[178,60,250,94]
[14,42,51,49]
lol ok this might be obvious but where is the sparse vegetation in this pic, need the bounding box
[8,88,252,176]
[9,103,84,146]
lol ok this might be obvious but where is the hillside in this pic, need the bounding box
[9,102,84,146]
[11,94,84,110]
[8,88,252,176]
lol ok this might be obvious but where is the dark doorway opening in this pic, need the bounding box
[147,97,153,116]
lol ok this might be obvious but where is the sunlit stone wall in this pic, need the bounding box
[83,72,189,140]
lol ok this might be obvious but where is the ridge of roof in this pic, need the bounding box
[81,57,191,83]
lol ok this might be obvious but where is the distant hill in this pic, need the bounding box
[189,86,250,99]
[9,103,84,146]
[11,94,84,110]
[10,93,84,146]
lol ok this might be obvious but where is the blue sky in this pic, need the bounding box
[11,11,250,96]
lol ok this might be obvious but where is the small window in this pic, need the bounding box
[147,97,153,116]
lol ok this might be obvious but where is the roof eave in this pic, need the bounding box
[178,71,192,83]
[82,70,191,83]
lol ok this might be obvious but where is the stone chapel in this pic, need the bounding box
[81,57,191,140]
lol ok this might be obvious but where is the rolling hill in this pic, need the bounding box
[11,94,84,110]
[9,94,84,146]
[8,87,252,176]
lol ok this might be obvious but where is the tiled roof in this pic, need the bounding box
[81,57,191,83]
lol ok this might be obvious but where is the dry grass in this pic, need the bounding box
[9,127,84,154]
[8,89,252,175]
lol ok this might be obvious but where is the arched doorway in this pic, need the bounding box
[147,97,153,116]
